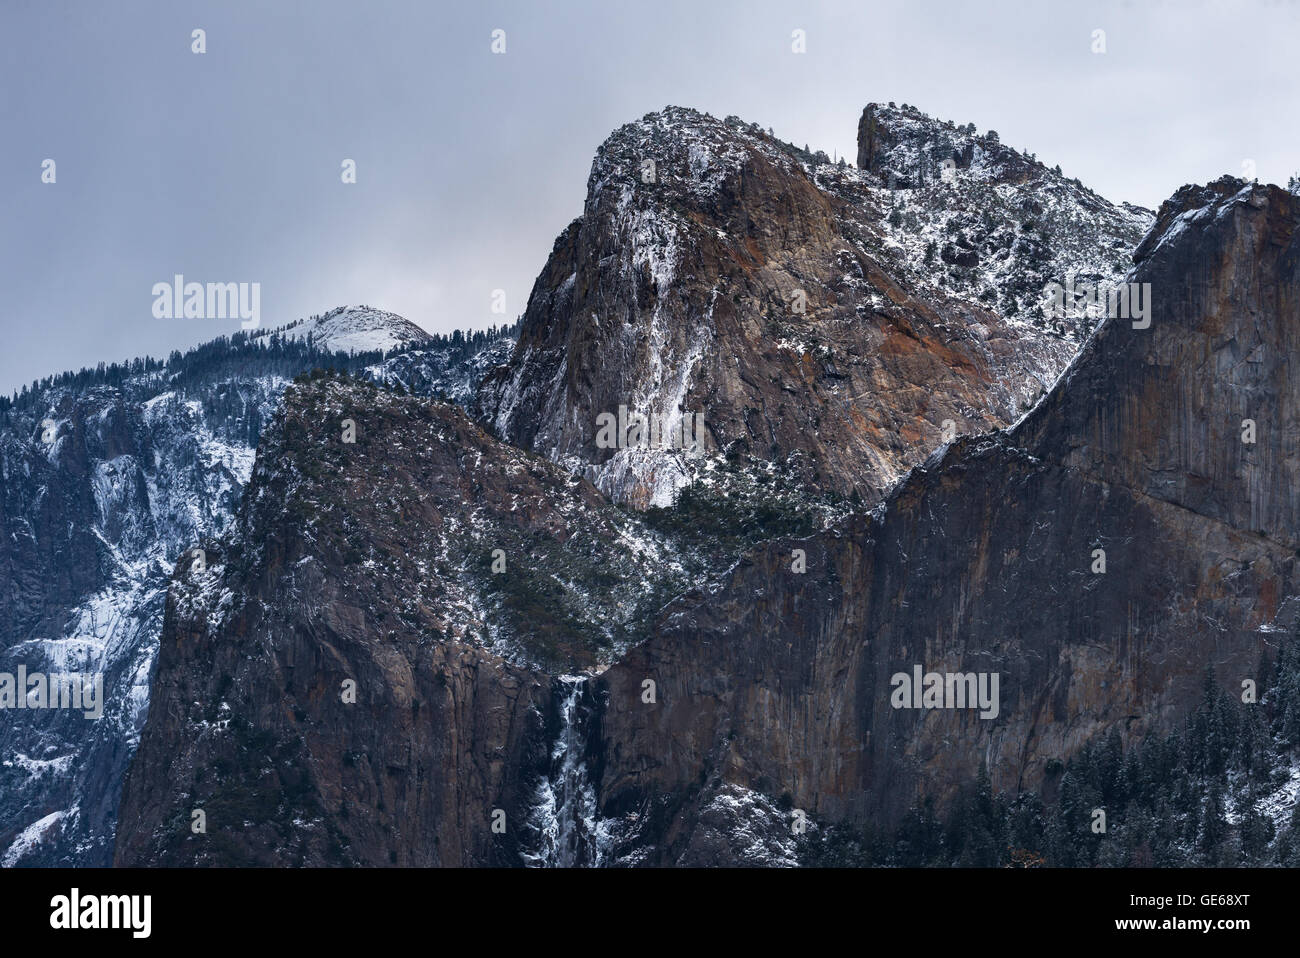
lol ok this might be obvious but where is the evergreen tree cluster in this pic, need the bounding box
[803,636,1300,867]
[0,320,518,428]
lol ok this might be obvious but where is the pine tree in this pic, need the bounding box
[1239,791,1275,862]
[1121,801,1156,867]
[954,761,1003,866]
[1276,634,1300,744]
[893,795,942,865]
[1237,701,1271,783]
[1198,781,1227,862]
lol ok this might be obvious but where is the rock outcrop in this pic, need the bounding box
[112,376,710,865]
[477,106,1149,509]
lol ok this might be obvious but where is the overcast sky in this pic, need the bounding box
[2,0,1298,394]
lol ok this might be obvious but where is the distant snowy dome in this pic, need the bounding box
[274,305,433,354]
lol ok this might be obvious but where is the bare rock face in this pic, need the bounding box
[477,107,1147,509]
[1021,178,1300,547]
[589,181,1300,863]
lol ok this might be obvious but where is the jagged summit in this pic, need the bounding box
[859,101,1052,187]
[590,104,1152,337]
[272,305,433,354]
[479,101,1149,510]
[857,100,1145,219]
[855,101,1154,332]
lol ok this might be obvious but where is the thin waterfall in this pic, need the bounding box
[521,675,609,867]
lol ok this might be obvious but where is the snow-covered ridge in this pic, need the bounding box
[270,305,433,354]
[594,103,1152,341]
[856,102,1154,339]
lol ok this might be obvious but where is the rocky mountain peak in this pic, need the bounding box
[587,106,818,205]
[478,102,1150,510]
[858,100,1036,187]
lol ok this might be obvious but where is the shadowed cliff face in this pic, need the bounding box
[112,383,558,866]
[477,107,1146,509]
[590,180,1300,864]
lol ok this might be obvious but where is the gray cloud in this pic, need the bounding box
[3,0,1297,394]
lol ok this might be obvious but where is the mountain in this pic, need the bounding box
[476,105,1151,510]
[11,93,1286,869]
[0,311,514,866]
[113,101,1300,869]
[115,176,1300,868]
